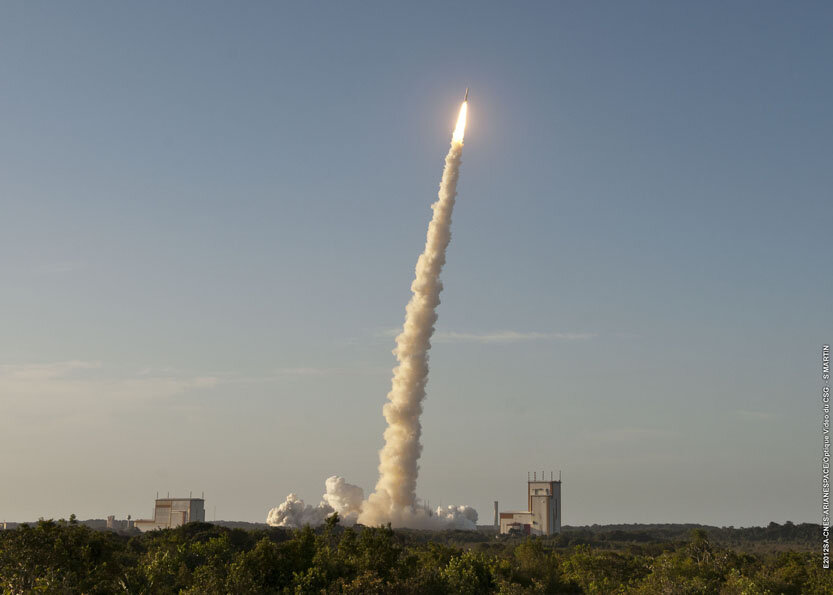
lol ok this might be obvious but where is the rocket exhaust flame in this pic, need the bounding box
[268,95,476,530]
[452,100,468,144]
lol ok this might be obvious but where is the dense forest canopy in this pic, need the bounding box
[0,517,829,593]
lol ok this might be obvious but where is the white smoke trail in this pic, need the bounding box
[266,101,474,531]
[358,102,467,527]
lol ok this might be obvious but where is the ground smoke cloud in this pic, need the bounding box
[266,479,478,530]
[267,476,364,528]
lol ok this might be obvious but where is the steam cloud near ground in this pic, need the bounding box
[268,103,474,530]
[266,476,364,528]
[266,476,478,530]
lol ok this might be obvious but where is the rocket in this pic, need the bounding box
[464,88,469,102]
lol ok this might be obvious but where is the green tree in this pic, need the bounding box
[0,519,132,593]
[441,550,495,595]
[562,544,647,593]
[226,537,290,593]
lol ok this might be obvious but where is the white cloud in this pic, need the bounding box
[230,366,388,382]
[0,361,220,438]
[274,367,344,376]
[0,361,217,403]
[374,328,595,344]
[432,331,596,344]
[0,360,102,380]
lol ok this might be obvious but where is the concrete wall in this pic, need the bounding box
[499,511,532,535]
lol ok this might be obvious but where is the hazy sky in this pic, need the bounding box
[2,1,831,527]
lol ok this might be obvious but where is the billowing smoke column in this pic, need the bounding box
[267,98,476,530]
[358,100,469,528]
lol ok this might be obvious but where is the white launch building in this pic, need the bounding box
[499,473,561,536]
[133,497,205,532]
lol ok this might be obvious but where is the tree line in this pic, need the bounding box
[1,515,830,593]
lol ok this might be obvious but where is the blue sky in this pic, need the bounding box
[1,1,831,526]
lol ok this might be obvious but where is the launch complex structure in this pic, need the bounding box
[497,472,561,536]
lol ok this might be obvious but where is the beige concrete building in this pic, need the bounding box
[499,474,561,536]
[134,497,205,532]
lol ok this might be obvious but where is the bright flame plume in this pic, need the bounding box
[452,101,468,144]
